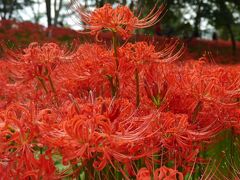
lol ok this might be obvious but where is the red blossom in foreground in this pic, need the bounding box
[0,104,58,179]
[137,167,151,180]
[137,166,184,180]
[154,166,184,180]
[1,49,240,178]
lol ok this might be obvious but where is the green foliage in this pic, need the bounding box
[204,129,240,179]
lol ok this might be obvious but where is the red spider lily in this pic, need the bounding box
[0,153,57,179]
[0,104,60,179]
[71,1,166,39]
[5,42,69,81]
[159,113,192,150]
[154,166,184,180]
[136,167,151,180]
[119,41,180,66]
[116,40,183,102]
[58,98,130,169]
[56,97,167,173]
[55,43,115,97]
[136,166,184,180]
[1,42,77,104]
[143,70,168,108]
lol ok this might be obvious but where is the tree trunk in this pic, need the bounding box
[192,0,203,38]
[45,0,52,27]
[219,0,237,56]
[84,0,88,8]
[53,0,63,26]
[31,0,41,23]
[226,24,237,56]
[2,0,7,19]
[129,0,134,11]
[8,0,17,19]
[95,0,99,7]
[99,0,104,7]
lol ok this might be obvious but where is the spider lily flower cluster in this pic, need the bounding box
[0,2,240,180]
[72,1,165,40]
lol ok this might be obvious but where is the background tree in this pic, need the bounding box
[29,0,43,23]
[45,0,51,26]
[208,0,240,55]
[45,0,63,27]
[53,0,63,25]
[0,0,34,20]
[0,0,18,19]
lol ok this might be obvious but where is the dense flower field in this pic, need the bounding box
[0,2,240,180]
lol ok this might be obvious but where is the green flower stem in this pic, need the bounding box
[36,76,48,94]
[192,101,203,178]
[192,101,202,123]
[106,75,119,97]
[109,30,120,98]
[68,93,80,114]
[48,74,59,106]
[48,74,56,93]
[229,127,236,179]
[135,68,140,107]
[112,31,119,70]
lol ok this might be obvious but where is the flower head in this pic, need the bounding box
[72,1,165,39]
[136,167,151,180]
[5,42,68,80]
[154,166,184,180]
